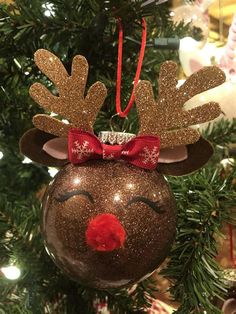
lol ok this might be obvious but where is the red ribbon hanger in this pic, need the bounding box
[116,18,147,118]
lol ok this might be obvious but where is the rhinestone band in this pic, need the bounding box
[98,131,136,145]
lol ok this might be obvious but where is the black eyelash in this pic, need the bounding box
[55,190,94,203]
[126,196,164,214]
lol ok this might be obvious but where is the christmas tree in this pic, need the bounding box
[0,1,236,313]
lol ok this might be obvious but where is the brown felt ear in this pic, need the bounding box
[157,137,213,176]
[19,128,68,167]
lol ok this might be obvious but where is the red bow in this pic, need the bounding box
[68,129,160,170]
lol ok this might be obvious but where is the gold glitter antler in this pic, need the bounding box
[30,49,107,136]
[135,61,225,148]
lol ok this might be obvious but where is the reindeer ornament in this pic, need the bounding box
[20,50,225,289]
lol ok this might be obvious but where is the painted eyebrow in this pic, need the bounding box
[55,190,94,203]
[126,196,164,214]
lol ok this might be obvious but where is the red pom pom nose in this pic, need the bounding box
[85,213,126,252]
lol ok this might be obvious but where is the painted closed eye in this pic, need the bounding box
[55,190,94,204]
[126,196,164,214]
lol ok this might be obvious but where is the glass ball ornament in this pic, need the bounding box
[41,161,177,289]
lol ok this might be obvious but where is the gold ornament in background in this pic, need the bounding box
[209,0,235,43]
[0,0,14,3]
[209,0,236,27]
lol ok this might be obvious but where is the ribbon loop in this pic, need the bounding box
[68,129,160,170]
[116,18,147,118]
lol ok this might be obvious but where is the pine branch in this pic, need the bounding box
[164,166,236,313]
[203,118,236,147]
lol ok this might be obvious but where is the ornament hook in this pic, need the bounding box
[109,113,129,133]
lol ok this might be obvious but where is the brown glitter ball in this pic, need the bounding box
[42,161,176,289]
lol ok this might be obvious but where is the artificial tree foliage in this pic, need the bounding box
[0,0,236,313]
